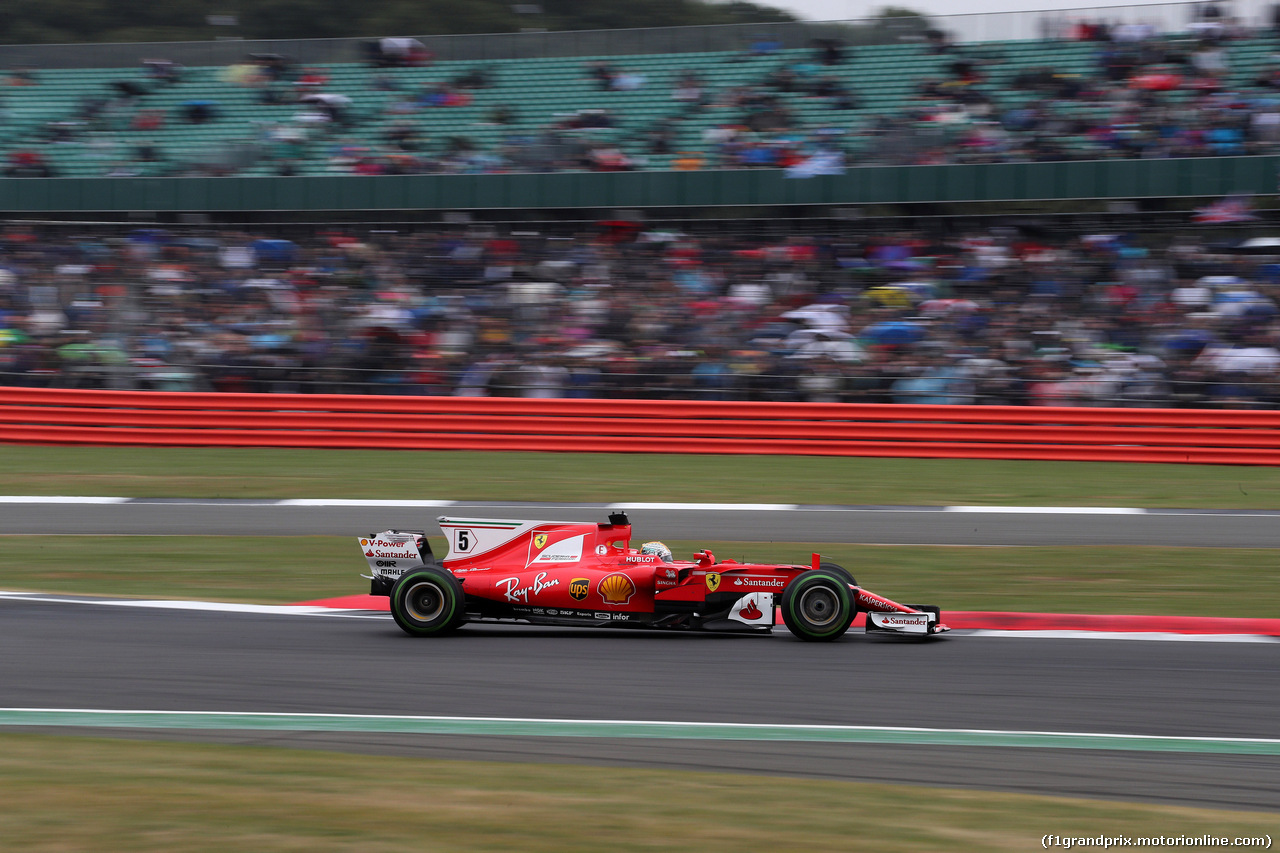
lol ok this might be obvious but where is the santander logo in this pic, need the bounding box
[740,600,763,620]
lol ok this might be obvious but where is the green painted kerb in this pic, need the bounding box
[2,710,1279,756]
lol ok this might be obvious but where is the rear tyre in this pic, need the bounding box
[781,570,855,642]
[390,566,465,637]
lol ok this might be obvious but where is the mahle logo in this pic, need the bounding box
[569,577,589,601]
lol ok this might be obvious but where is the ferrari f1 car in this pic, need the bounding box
[359,512,949,642]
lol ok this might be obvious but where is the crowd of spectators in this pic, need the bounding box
[875,3,1280,166]
[1,219,1279,408]
[11,5,1280,177]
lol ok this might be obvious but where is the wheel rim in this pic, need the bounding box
[405,580,446,623]
[798,585,840,627]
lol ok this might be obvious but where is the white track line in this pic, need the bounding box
[4,593,1278,640]
[945,506,1144,514]
[0,496,129,504]
[0,592,388,619]
[609,502,797,511]
[964,629,1280,644]
[3,497,1280,518]
[279,499,455,507]
[2,709,1278,755]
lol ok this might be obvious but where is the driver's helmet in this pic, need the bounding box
[639,541,673,562]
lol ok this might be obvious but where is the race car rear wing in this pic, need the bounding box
[360,530,433,594]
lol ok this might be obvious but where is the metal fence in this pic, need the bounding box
[1,361,1275,410]
[5,157,1278,213]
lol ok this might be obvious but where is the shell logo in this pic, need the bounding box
[598,572,636,606]
[360,539,369,546]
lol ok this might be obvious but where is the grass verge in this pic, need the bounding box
[3,445,1279,507]
[2,536,1276,616]
[0,734,1275,853]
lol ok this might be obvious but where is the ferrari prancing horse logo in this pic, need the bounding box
[533,533,548,550]
[705,572,721,592]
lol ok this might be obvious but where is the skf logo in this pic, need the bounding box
[533,533,548,550]
[705,572,720,592]
[569,577,589,601]
[598,572,636,605]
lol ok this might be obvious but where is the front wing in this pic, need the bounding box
[856,587,949,635]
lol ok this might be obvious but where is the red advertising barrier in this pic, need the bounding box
[1,387,1278,464]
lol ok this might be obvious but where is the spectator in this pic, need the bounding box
[182,100,219,124]
[364,38,432,68]
[142,59,183,84]
[6,66,35,86]
[5,149,53,176]
[0,220,1273,408]
[812,38,845,66]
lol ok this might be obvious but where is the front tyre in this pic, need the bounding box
[818,562,857,589]
[781,570,855,642]
[390,566,465,637]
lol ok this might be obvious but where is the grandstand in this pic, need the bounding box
[3,11,1280,179]
[1,8,1279,408]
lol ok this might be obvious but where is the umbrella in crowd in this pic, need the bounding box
[1196,345,1280,374]
[784,329,865,362]
[781,303,849,330]
[861,320,926,345]
[1163,329,1216,353]
[1232,237,1280,254]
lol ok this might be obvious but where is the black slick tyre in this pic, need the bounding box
[818,562,857,589]
[390,566,465,637]
[781,570,855,642]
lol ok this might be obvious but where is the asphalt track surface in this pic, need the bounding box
[5,499,1279,811]
[4,499,1280,545]
[4,596,1279,811]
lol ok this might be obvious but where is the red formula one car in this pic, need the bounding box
[360,512,949,642]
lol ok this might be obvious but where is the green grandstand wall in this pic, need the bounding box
[1,155,1276,212]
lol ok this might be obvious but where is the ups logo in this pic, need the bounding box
[569,577,589,601]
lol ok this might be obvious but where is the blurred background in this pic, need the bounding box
[2,1,1280,849]
[2,0,1280,410]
